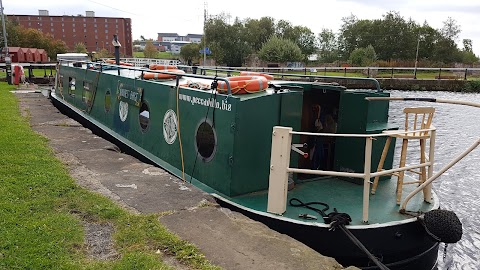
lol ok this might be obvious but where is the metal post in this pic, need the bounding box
[414,35,420,79]
[391,68,394,78]
[464,68,468,80]
[424,129,435,203]
[112,34,121,76]
[367,67,370,78]
[363,137,373,223]
[344,67,346,77]
[0,0,12,84]
[267,126,293,215]
[438,68,442,80]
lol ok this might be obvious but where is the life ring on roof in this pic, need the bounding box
[143,69,185,80]
[217,76,268,95]
[149,64,178,70]
[239,71,274,81]
[104,59,133,66]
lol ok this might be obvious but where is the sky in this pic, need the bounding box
[3,0,480,55]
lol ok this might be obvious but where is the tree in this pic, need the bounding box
[258,36,302,63]
[74,42,87,53]
[243,17,275,51]
[349,45,377,66]
[318,28,339,63]
[2,19,67,60]
[143,40,158,58]
[95,48,112,59]
[463,39,473,52]
[441,17,461,41]
[180,43,201,65]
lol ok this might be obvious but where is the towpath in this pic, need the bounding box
[14,88,357,270]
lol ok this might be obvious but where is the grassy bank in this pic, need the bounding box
[0,82,219,269]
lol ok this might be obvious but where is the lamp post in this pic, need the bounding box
[0,0,11,84]
[414,34,423,80]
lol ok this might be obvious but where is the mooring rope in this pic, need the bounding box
[289,198,390,270]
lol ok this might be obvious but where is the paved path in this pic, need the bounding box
[15,89,355,270]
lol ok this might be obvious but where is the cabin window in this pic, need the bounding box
[195,119,217,162]
[59,75,64,93]
[139,102,150,132]
[68,77,76,96]
[105,89,111,112]
[83,81,92,106]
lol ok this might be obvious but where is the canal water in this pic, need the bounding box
[386,90,480,270]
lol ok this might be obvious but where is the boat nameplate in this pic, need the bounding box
[116,81,143,107]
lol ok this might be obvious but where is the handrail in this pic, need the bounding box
[58,59,233,95]
[267,126,437,223]
[179,65,382,91]
[367,97,480,211]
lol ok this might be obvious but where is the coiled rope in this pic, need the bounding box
[289,198,390,270]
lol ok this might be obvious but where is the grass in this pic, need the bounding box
[0,82,219,270]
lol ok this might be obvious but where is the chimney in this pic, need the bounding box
[38,10,49,16]
[86,11,95,17]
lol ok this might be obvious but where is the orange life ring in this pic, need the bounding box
[104,59,133,66]
[239,71,274,81]
[143,69,185,80]
[149,64,178,70]
[217,76,268,94]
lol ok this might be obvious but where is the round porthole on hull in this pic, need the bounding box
[195,119,217,162]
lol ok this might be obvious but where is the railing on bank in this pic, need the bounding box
[97,58,480,80]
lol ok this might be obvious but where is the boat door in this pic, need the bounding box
[298,84,341,177]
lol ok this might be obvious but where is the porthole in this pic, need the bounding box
[139,102,150,132]
[105,89,111,112]
[195,119,217,162]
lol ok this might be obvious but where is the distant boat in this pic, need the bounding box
[51,58,477,269]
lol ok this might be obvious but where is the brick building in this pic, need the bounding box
[7,10,133,57]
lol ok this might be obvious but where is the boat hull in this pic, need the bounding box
[214,197,439,270]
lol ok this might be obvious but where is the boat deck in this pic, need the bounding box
[228,177,436,225]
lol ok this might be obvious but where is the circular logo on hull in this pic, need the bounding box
[119,101,128,122]
[163,109,178,144]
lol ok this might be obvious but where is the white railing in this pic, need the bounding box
[267,127,437,223]
[99,58,181,67]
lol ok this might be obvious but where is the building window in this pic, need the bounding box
[73,29,75,32]
[94,18,97,22]
[104,18,107,22]
[72,23,74,27]
[51,22,53,26]
[94,29,97,33]
[38,17,41,20]
[50,18,53,21]
[94,23,97,27]
[72,18,75,22]
[105,29,108,33]
[51,28,54,32]
[62,17,64,21]
[62,23,65,27]
[115,19,118,23]
[84,29,86,32]
[39,23,42,26]
[28,17,30,21]
[95,35,98,39]
[83,23,86,27]
[28,22,31,26]
[62,29,64,32]
[105,24,108,28]
[83,18,86,22]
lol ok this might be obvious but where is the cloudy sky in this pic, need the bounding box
[3,0,480,55]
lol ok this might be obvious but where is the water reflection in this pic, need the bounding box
[386,90,480,270]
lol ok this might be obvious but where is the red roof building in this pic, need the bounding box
[37,49,48,62]
[6,47,25,62]
[24,48,36,62]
